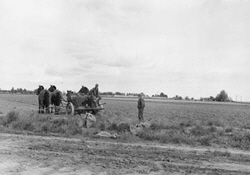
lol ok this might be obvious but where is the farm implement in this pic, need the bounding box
[65,91,105,115]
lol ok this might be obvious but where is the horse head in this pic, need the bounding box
[79,85,89,95]
[66,90,74,102]
[36,85,44,95]
[48,85,57,92]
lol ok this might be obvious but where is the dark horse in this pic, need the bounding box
[36,85,50,113]
[67,90,90,108]
[48,85,64,114]
[78,85,89,95]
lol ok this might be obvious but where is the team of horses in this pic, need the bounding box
[36,85,64,114]
[36,85,94,114]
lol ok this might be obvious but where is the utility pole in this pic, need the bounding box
[236,95,237,102]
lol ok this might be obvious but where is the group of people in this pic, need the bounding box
[88,84,146,123]
[87,84,146,123]
[87,84,146,122]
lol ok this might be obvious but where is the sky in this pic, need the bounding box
[0,0,250,101]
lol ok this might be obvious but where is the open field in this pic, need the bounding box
[1,93,250,127]
[1,93,250,174]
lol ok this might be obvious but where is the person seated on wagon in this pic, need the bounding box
[88,84,102,106]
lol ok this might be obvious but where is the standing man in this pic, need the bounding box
[137,93,145,122]
[88,84,102,106]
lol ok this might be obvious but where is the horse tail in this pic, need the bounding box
[44,91,50,108]
[55,91,61,106]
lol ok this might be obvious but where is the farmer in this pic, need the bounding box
[137,93,145,122]
[88,84,101,106]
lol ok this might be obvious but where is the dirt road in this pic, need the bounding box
[1,133,250,175]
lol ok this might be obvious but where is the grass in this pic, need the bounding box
[0,111,82,135]
[1,109,250,150]
[1,95,250,150]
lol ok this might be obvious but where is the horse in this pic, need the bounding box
[36,85,50,113]
[78,85,101,108]
[66,90,90,108]
[48,85,64,114]
[78,85,89,95]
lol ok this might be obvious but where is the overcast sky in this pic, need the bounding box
[0,0,250,100]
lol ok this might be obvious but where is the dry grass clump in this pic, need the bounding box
[229,132,250,150]
[136,120,226,147]
[2,108,250,150]
[0,110,83,135]
[0,111,19,127]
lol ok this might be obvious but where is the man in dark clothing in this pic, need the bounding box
[88,84,102,106]
[137,93,145,122]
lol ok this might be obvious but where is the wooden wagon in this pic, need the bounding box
[65,91,105,115]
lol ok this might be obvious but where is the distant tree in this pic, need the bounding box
[10,87,15,93]
[209,96,215,101]
[33,89,38,94]
[160,92,168,98]
[215,90,229,102]
[100,92,113,95]
[174,95,182,100]
[115,92,125,96]
[185,96,190,100]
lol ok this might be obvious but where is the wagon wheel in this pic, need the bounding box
[66,102,74,115]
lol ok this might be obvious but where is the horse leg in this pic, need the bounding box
[55,105,60,115]
[50,104,54,113]
[46,106,50,113]
[41,106,44,113]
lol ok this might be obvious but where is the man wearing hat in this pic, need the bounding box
[88,84,101,106]
[137,93,145,122]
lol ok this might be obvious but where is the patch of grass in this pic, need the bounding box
[150,123,169,130]
[118,132,140,142]
[107,123,118,131]
[107,122,131,133]
[82,128,98,137]
[99,122,106,131]
[207,119,224,127]
[0,111,18,127]
[3,107,250,151]
[190,125,207,137]
[137,128,194,145]
[117,123,131,133]
[213,150,231,157]
[41,123,53,133]
[5,111,19,125]
[0,110,85,136]
[179,119,197,127]
[225,127,233,133]
[66,119,82,135]
[208,126,217,132]
[199,135,213,146]
[229,132,250,149]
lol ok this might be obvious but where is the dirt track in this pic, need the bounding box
[1,133,250,175]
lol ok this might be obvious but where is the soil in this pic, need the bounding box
[1,133,250,175]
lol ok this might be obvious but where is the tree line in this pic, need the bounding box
[0,87,232,102]
[0,87,34,94]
